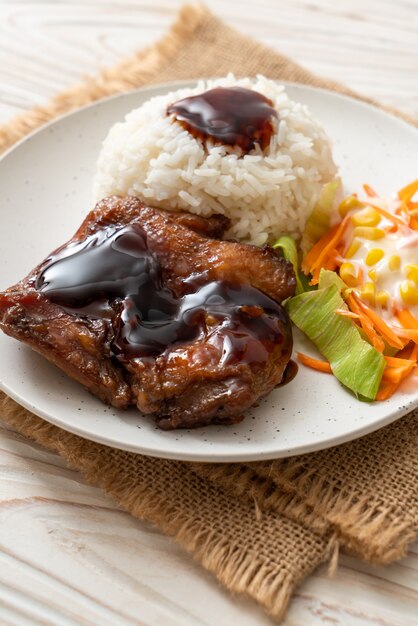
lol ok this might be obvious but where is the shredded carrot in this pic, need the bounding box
[376,380,398,401]
[335,309,360,319]
[411,344,418,361]
[346,293,385,352]
[384,355,416,367]
[297,352,332,373]
[397,309,418,330]
[394,343,415,360]
[387,325,418,343]
[302,216,350,284]
[363,183,378,197]
[376,345,418,399]
[371,204,408,228]
[377,360,415,399]
[353,295,406,350]
[382,365,415,384]
[302,224,338,274]
[398,178,418,203]
[321,252,339,273]
[313,217,350,269]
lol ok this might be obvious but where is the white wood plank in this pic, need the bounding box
[2,421,418,626]
[0,0,417,124]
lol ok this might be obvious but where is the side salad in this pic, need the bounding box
[276,177,418,401]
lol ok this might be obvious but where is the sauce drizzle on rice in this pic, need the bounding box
[93,75,337,247]
[167,86,278,153]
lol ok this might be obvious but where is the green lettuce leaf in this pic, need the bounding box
[273,235,315,295]
[301,177,343,255]
[318,268,346,291]
[287,271,385,400]
[319,269,398,357]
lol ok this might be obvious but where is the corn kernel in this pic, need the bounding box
[338,195,364,217]
[345,238,361,259]
[353,227,385,240]
[352,206,381,228]
[340,262,358,287]
[365,248,384,266]
[360,282,376,305]
[376,290,389,307]
[388,255,401,271]
[406,264,418,284]
[400,280,418,306]
[368,269,378,282]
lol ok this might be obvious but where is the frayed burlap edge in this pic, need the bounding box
[193,455,418,565]
[0,392,335,623]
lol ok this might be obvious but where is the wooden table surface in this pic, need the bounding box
[1,1,418,624]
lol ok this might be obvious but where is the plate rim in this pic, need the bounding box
[2,78,417,167]
[1,78,418,462]
[1,362,417,461]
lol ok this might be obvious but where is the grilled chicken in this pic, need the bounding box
[0,196,296,429]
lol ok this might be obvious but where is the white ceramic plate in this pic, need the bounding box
[1,81,418,462]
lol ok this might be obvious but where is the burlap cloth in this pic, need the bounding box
[1,4,418,622]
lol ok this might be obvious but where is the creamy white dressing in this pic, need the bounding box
[340,195,418,323]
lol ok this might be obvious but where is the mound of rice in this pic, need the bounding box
[94,75,337,246]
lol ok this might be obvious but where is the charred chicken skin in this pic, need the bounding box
[0,197,296,429]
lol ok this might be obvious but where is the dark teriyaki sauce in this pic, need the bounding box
[167,87,278,153]
[36,223,291,366]
[278,360,298,386]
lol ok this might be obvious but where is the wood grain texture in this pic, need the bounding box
[2,423,418,626]
[0,0,417,126]
[1,1,418,624]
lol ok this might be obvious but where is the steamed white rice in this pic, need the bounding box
[93,75,337,246]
